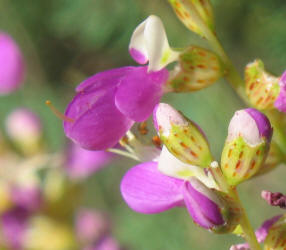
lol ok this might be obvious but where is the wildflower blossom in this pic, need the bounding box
[0,32,25,94]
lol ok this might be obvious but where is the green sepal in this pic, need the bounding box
[168,46,224,92]
[264,215,286,250]
[211,191,242,234]
[158,120,212,168]
[168,0,214,36]
[221,136,269,186]
[245,59,280,110]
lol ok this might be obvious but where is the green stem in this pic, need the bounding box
[231,188,261,250]
[210,166,261,250]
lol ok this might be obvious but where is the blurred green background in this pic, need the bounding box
[1,0,286,249]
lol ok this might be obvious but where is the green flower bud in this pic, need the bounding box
[154,103,212,167]
[221,109,272,186]
[168,46,223,92]
[168,0,214,36]
[245,59,280,110]
[264,214,286,250]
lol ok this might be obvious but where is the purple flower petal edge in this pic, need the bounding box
[129,48,148,65]
[120,161,184,214]
[244,108,272,141]
[182,180,224,229]
[274,71,286,113]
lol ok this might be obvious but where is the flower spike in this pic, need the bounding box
[153,103,212,167]
[221,108,272,185]
[129,15,179,72]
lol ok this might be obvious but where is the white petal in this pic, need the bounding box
[227,110,262,146]
[129,19,149,64]
[158,146,218,189]
[129,15,179,71]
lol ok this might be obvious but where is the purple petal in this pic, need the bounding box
[182,179,224,229]
[66,143,113,179]
[115,66,169,122]
[76,67,135,93]
[11,186,42,211]
[244,108,272,141]
[274,71,286,113]
[120,161,184,214]
[255,214,282,242]
[64,86,133,150]
[76,209,110,244]
[1,207,29,249]
[84,236,120,250]
[129,48,148,65]
[0,32,25,94]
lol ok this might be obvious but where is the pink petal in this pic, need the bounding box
[66,143,113,179]
[182,181,224,229]
[115,66,169,122]
[75,67,135,93]
[0,32,25,94]
[120,161,184,214]
[64,86,133,150]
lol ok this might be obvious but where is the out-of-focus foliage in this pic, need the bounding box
[1,0,286,249]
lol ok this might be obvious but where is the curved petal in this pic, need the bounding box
[158,146,218,188]
[129,15,179,71]
[64,87,134,150]
[182,179,224,229]
[120,161,184,214]
[115,66,168,122]
[75,67,135,92]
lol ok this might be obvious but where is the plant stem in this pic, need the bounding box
[231,188,261,250]
[210,165,261,249]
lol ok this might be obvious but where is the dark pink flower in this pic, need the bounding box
[0,32,25,94]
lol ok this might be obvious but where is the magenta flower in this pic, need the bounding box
[274,71,286,112]
[120,161,228,231]
[63,16,179,150]
[66,143,113,180]
[76,209,110,244]
[1,207,29,250]
[0,32,25,94]
[5,108,42,152]
[11,186,42,212]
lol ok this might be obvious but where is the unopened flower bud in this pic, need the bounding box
[153,103,212,167]
[0,32,25,95]
[183,177,241,233]
[168,0,214,36]
[264,214,286,249]
[261,190,286,209]
[168,46,223,92]
[5,108,42,155]
[245,59,282,111]
[221,108,272,185]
